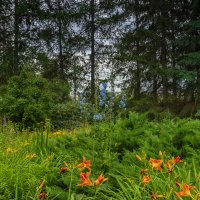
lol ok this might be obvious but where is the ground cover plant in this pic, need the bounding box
[0,112,199,199]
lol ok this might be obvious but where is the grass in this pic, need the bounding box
[0,112,200,199]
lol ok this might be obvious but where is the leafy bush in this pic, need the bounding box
[51,102,82,130]
[0,70,70,129]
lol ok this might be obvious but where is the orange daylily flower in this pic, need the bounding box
[149,158,163,171]
[79,172,93,186]
[95,173,108,186]
[174,156,183,164]
[143,176,151,184]
[151,193,164,199]
[165,156,183,173]
[76,156,91,171]
[176,183,194,198]
[165,159,174,171]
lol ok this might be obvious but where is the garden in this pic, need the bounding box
[0,111,200,199]
[1,0,200,199]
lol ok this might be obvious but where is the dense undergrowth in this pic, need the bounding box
[0,112,199,199]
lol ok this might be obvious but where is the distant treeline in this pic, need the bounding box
[0,0,200,114]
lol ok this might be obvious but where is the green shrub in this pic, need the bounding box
[0,70,70,129]
[51,102,81,130]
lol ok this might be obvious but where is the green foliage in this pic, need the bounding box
[51,102,81,130]
[0,70,70,129]
[127,97,158,113]
[0,112,200,199]
[180,51,200,66]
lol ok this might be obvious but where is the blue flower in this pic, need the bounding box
[93,113,103,121]
[99,99,105,106]
[119,101,126,108]
[119,96,126,109]
[102,82,107,89]
[99,82,108,106]
[82,97,86,102]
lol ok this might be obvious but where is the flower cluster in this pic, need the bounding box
[149,156,183,173]
[79,171,93,186]
[99,82,108,107]
[149,158,163,171]
[38,157,108,199]
[6,147,19,154]
[35,151,199,199]
[93,113,103,121]
[76,156,91,171]
[25,153,37,159]
[53,130,66,136]
[136,152,199,199]
[119,95,126,109]
[176,183,196,198]
[76,156,108,187]
[79,83,128,123]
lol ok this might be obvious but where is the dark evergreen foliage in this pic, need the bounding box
[1,0,200,124]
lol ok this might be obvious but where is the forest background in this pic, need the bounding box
[0,0,200,128]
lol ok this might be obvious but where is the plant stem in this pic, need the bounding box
[68,169,73,200]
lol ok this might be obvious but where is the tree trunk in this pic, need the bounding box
[196,67,200,95]
[134,0,140,99]
[73,62,79,101]
[90,0,96,103]
[153,52,158,101]
[171,3,177,101]
[2,113,7,133]
[58,0,64,79]
[153,75,158,101]
[73,74,77,101]
[160,5,168,102]
[13,0,19,75]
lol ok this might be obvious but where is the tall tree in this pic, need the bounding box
[90,0,96,102]
[13,0,20,75]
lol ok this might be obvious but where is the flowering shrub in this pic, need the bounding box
[78,82,127,123]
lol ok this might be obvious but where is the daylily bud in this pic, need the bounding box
[136,154,142,161]
[159,151,163,157]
